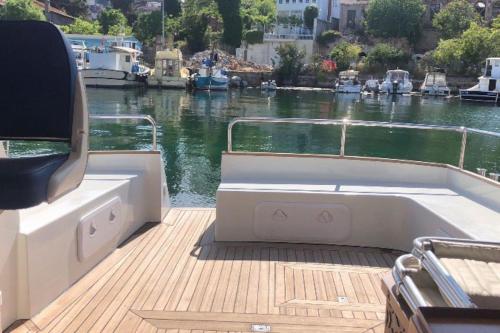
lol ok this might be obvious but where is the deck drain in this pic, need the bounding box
[251,324,271,332]
[338,296,348,303]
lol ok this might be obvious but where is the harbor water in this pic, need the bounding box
[12,88,500,206]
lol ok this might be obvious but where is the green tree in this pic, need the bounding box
[0,0,45,20]
[215,0,243,48]
[60,18,101,34]
[240,0,275,30]
[275,43,305,84]
[183,12,209,52]
[365,0,425,44]
[330,41,362,71]
[51,0,87,17]
[303,5,318,30]
[366,43,409,70]
[432,0,480,39]
[98,8,129,35]
[110,0,134,23]
[165,0,182,17]
[433,22,500,74]
[133,10,162,44]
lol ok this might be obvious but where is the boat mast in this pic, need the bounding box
[44,0,51,22]
[161,0,165,50]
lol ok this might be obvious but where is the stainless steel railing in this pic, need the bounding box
[227,117,500,169]
[90,114,158,150]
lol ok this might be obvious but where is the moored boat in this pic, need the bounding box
[379,69,413,94]
[460,58,500,103]
[363,78,380,93]
[260,79,277,91]
[82,46,150,88]
[335,70,362,93]
[421,69,450,96]
[192,66,229,91]
[147,48,188,89]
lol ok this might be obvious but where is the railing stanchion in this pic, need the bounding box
[459,127,467,169]
[340,119,348,157]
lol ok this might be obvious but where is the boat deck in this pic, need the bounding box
[9,208,402,333]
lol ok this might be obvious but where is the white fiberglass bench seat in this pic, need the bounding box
[216,153,500,252]
[0,152,168,326]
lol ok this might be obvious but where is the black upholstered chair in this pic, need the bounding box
[0,21,88,210]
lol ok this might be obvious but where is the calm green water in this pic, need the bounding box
[10,88,499,207]
[84,88,500,207]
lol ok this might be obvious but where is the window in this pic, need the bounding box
[293,0,296,2]
[347,10,356,29]
[279,0,282,3]
[125,55,131,63]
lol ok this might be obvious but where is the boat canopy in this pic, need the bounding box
[424,72,447,87]
[386,70,409,81]
[155,48,183,61]
[339,70,359,79]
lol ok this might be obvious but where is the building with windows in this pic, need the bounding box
[277,0,331,22]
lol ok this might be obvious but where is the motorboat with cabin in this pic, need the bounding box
[420,69,450,96]
[460,57,500,103]
[147,48,189,89]
[380,69,413,94]
[83,45,150,88]
[335,70,362,93]
[2,21,500,333]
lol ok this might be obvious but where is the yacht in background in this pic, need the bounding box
[83,46,150,88]
[380,69,413,94]
[421,69,450,96]
[363,77,380,93]
[147,48,188,89]
[460,57,500,103]
[335,70,362,93]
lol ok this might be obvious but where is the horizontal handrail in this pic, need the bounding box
[227,117,500,169]
[90,114,158,150]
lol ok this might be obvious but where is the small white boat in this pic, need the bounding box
[460,58,500,103]
[421,70,450,96]
[83,46,150,88]
[363,78,380,93]
[335,70,362,93]
[261,80,277,91]
[147,48,188,89]
[379,69,413,94]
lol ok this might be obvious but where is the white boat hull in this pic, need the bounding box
[82,69,145,88]
[147,76,187,89]
[379,81,413,94]
[336,84,362,93]
[421,85,450,96]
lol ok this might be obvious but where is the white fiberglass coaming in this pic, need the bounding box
[0,116,169,331]
[216,118,500,252]
[460,58,500,103]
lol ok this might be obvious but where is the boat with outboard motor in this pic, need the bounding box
[2,21,500,333]
[335,70,362,93]
[191,57,229,91]
[460,58,500,103]
[380,69,413,94]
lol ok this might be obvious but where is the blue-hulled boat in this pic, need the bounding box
[192,58,229,91]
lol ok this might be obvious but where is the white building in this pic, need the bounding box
[277,0,332,21]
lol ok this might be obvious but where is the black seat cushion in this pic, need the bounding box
[0,21,77,141]
[0,154,69,210]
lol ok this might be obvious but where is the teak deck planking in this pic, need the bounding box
[8,208,401,333]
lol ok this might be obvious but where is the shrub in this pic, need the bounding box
[275,43,305,84]
[366,43,409,70]
[330,41,362,71]
[303,5,318,29]
[244,30,264,44]
[316,30,341,46]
